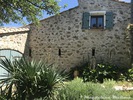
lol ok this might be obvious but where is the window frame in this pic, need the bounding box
[89,11,106,29]
[90,15,104,29]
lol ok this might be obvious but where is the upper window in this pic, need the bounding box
[90,16,104,29]
[82,11,113,29]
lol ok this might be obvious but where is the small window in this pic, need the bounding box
[29,48,32,57]
[92,48,95,56]
[90,16,104,29]
[58,48,61,57]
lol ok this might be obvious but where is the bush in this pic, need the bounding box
[0,58,65,100]
[103,79,116,88]
[127,68,133,81]
[57,78,121,100]
[56,78,89,100]
[82,64,129,83]
[0,95,6,100]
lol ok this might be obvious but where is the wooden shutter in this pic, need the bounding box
[106,12,113,29]
[82,12,90,29]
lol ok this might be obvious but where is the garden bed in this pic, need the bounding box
[56,78,133,100]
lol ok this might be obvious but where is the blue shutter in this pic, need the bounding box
[82,12,90,29]
[106,12,113,29]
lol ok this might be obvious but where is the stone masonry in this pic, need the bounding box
[29,0,132,70]
[0,0,132,70]
[0,27,29,56]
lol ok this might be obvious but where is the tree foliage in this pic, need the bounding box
[0,0,61,25]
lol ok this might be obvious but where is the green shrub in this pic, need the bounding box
[103,79,116,88]
[86,81,121,100]
[82,64,128,83]
[0,95,6,100]
[56,78,89,100]
[128,68,133,81]
[57,78,121,100]
[0,58,65,100]
[118,91,133,99]
[103,80,133,99]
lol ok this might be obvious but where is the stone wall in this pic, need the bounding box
[0,28,29,56]
[30,0,131,70]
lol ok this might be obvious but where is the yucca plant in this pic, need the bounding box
[0,58,65,100]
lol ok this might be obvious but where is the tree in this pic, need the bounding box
[0,0,61,25]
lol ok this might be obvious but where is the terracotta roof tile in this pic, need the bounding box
[0,27,29,34]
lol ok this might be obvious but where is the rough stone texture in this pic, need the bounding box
[127,24,133,65]
[29,0,131,70]
[0,28,29,56]
[0,27,29,34]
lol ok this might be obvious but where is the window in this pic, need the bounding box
[90,16,104,29]
[82,11,113,29]
[58,48,61,57]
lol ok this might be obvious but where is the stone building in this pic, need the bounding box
[0,27,29,76]
[0,0,132,71]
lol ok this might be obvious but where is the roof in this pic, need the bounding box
[0,27,29,34]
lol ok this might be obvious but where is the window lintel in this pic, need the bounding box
[90,11,106,15]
